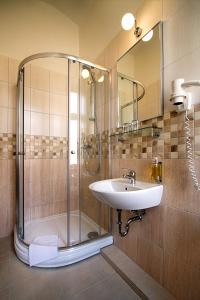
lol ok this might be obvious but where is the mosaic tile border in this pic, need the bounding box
[1,104,200,160]
[0,133,16,159]
[110,104,200,160]
[25,135,67,159]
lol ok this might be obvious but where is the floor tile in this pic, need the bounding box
[72,273,140,300]
[0,237,139,300]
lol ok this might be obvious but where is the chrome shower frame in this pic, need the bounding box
[16,52,113,257]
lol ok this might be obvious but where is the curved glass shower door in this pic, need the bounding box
[22,58,69,247]
[79,64,110,242]
[16,53,111,252]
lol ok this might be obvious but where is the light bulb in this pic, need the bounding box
[98,75,104,83]
[142,30,153,42]
[121,13,135,31]
[81,68,90,79]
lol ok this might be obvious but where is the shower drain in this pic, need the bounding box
[87,231,99,239]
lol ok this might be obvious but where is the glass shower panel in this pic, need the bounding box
[79,65,110,242]
[96,71,110,235]
[23,58,68,247]
[67,60,81,246]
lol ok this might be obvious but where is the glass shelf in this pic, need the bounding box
[109,126,162,138]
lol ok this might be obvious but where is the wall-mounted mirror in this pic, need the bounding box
[117,22,163,125]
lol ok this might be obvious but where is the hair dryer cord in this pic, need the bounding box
[185,110,200,190]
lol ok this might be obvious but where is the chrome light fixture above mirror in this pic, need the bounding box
[121,13,142,38]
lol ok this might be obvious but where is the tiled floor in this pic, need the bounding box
[0,236,140,300]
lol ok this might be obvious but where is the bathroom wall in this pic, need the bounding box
[96,0,200,299]
[0,0,79,60]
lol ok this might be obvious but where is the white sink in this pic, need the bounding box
[89,178,163,210]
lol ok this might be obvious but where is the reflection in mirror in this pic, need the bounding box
[117,22,163,125]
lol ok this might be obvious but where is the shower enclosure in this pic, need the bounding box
[15,53,113,267]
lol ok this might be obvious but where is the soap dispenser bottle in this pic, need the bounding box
[151,157,162,183]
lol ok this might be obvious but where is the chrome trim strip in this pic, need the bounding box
[18,52,109,72]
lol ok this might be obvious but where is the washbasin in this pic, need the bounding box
[89,178,163,210]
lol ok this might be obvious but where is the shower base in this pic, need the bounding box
[14,211,113,268]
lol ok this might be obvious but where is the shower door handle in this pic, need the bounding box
[70,150,75,154]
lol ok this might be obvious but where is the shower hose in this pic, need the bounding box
[185,110,200,190]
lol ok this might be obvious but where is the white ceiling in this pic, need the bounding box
[42,0,143,61]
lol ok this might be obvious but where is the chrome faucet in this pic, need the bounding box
[123,169,136,185]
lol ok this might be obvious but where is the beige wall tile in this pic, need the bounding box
[111,159,120,177]
[7,160,16,190]
[137,205,164,248]
[162,0,187,20]
[0,160,8,192]
[51,201,67,215]
[164,251,200,300]
[31,65,50,91]
[0,81,8,107]
[31,89,49,114]
[50,93,67,115]
[8,84,16,109]
[164,206,200,268]
[99,203,110,232]
[29,159,50,207]
[8,108,16,133]
[0,55,9,82]
[50,71,67,95]
[50,114,66,137]
[0,107,8,133]
[136,237,164,285]
[0,160,12,238]
[30,204,51,220]
[24,160,31,211]
[163,159,200,214]
[50,159,67,203]
[0,197,9,238]
[24,87,31,110]
[163,0,200,67]
[24,110,30,135]
[31,112,49,136]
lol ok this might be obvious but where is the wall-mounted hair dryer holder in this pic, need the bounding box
[170,78,200,111]
[170,78,200,191]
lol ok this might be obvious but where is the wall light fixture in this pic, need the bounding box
[121,13,142,38]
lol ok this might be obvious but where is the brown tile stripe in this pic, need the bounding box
[1,104,200,160]
[25,135,67,159]
[0,133,16,159]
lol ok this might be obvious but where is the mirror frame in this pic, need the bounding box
[117,21,163,126]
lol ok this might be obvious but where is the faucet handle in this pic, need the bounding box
[128,169,136,177]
